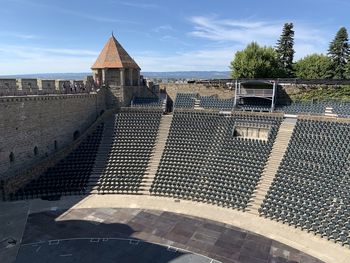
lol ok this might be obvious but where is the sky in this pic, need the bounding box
[0,0,349,74]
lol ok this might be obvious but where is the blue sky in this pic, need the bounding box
[0,0,349,74]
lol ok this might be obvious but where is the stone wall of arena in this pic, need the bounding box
[160,83,234,101]
[0,89,107,180]
[160,82,348,105]
[123,85,158,106]
[107,85,158,107]
[0,110,115,200]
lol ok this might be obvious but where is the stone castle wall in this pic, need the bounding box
[160,83,234,101]
[1,109,115,199]
[0,89,107,178]
[107,85,158,107]
[160,82,344,105]
[0,76,96,96]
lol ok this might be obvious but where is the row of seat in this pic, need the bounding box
[174,92,350,117]
[200,96,234,110]
[9,124,104,200]
[132,97,162,108]
[174,93,197,108]
[276,101,350,117]
[260,119,350,247]
[150,110,282,210]
[96,108,163,194]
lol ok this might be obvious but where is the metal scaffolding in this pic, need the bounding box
[234,80,277,112]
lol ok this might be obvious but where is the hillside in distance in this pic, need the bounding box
[0,71,231,80]
[142,71,231,79]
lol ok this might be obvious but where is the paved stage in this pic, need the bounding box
[1,195,349,263]
[18,239,218,263]
[15,207,322,263]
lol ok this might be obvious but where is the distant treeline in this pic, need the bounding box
[231,24,350,80]
[193,78,350,85]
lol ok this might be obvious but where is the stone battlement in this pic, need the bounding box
[0,76,98,96]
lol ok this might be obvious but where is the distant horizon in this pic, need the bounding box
[0,71,231,80]
[0,70,230,75]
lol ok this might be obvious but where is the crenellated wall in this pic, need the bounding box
[0,76,96,96]
[160,83,234,101]
[0,89,107,178]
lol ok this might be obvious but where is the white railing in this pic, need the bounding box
[237,89,273,96]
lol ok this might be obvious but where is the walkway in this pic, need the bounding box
[248,120,295,215]
[140,114,173,194]
[19,194,350,263]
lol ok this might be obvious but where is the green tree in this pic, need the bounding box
[230,42,281,78]
[346,60,350,79]
[294,54,332,79]
[275,23,295,77]
[328,27,350,79]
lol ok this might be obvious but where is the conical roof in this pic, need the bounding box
[91,35,140,70]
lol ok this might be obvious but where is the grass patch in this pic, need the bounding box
[290,85,350,102]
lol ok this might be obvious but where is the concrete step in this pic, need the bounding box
[248,119,295,213]
[88,117,115,184]
[141,115,173,194]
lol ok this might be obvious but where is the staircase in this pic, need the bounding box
[248,119,295,215]
[139,114,173,194]
[325,107,338,117]
[194,98,204,110]
[87,116,115,193]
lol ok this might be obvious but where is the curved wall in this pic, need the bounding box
[0,91,106,178]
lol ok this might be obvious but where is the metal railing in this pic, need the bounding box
[237,89,274,96]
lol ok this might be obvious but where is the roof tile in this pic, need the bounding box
[91,35,140,70]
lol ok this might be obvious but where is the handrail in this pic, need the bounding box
[237,89,274,96]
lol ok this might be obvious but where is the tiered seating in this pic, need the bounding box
[237,99,272,112]
[276,101,350,117]
[239,104,271,112]
[97,108,162,194]
[132,97,162,108]
[333,102,350,117]
[276,102,327,115]
[150,111,281,210]
[11,124,104,200]
[174,93,196,109]
[260,119,350,246]
[200,96,234,110]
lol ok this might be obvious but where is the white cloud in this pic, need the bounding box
[0,45,98,74]
[10,0,137,24]
[122,1,159,9]
[188,15,331,59]
[0,31,42,40]
[62,9,138,24]
[135,16,334,71]
[0,56,94,75]
[152,25,174,33]
[135,46,242,71]
[189,16,280,44]
[0,45,98,58]
[37,48,98,57]
[0,10,336,74]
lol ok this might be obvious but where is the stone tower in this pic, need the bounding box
[91,34,142,106]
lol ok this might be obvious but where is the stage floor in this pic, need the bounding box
[16,207,323,263]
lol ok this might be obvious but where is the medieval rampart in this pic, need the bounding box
[0,87,106,178]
